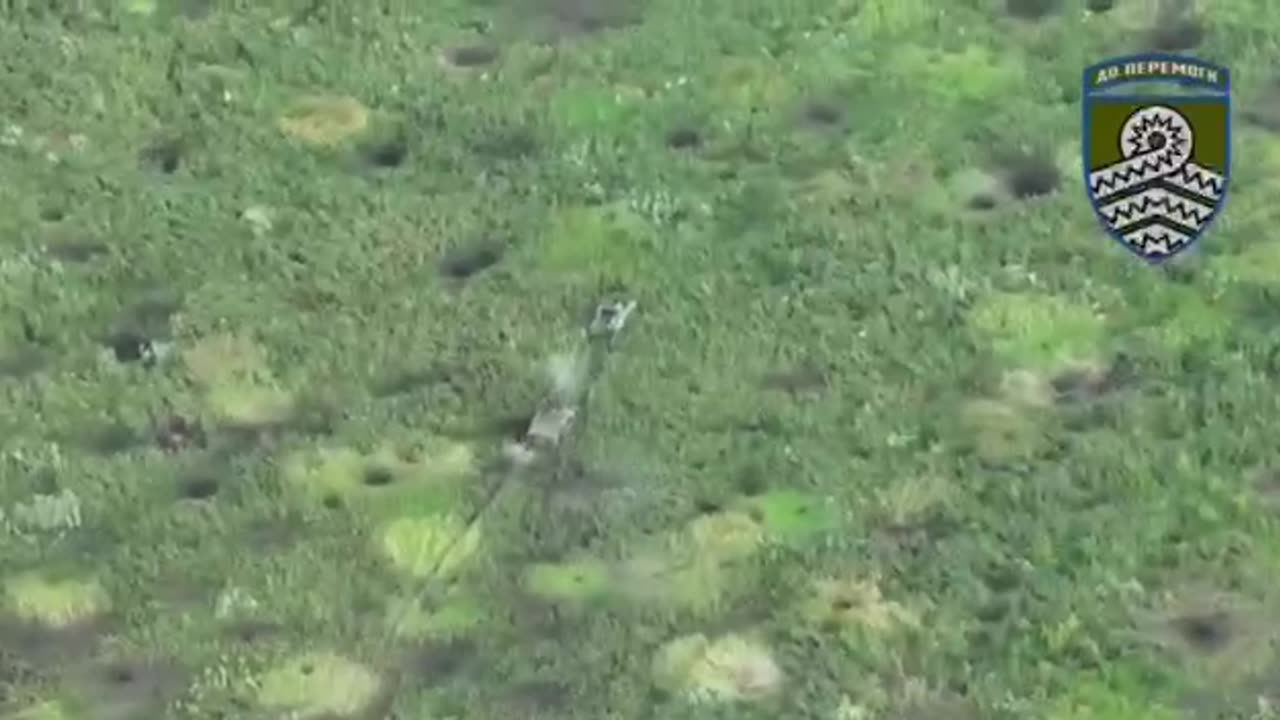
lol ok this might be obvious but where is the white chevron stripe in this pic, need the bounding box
[1098,188,1217,230]
[1122,225,1193,257]
[1161,162,1226,199]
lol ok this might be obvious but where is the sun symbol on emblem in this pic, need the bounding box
[1121,107,1191,158]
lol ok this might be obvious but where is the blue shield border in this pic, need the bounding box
[1081,52,1231,264]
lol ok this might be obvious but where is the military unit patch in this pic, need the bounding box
[1082,53,1231,263]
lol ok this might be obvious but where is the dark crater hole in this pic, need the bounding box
[1171,610,1233,654]
[694,498,722,515]
[404,639,474,686]
[106,663,136,685]
[84,422,143,455]
[734,466,767,496]
[45,239,110,264]
[362,466,396,487]
[967,192,999,211]
[439,242,504,280]
[506,680,572,715]
[1001,153,1061,199]
[139,138,183,175]
[444,43,500,68]
[665,126,703,150]
[104,330,157,366]
[1148,11,1205,51]
[361,137,408,168]
[372,366,450,397]
[154,415,206,453]
[801,100,844,128]
[178,475,220,501]
[1006,0,1059,21]
[542,0,643,37]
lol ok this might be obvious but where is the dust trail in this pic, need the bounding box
[380,299,638,645]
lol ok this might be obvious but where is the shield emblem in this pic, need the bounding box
[1082,53,1231,263]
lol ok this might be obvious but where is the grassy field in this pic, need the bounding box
[2,0,1280,718]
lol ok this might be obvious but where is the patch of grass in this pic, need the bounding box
[522,557,613,603]
[255,651,385,719]
[378,514,483,580]
[970,291,1108,372]
[3,573,110,632]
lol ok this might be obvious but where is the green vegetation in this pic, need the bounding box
[3,572,110,630]
[255,651,386,719]
[3,0,1280,718]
